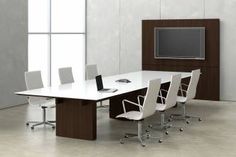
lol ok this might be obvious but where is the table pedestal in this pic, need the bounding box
[56,98,97,140]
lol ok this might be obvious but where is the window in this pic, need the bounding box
[28,0,86,86]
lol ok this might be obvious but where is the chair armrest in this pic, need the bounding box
[122,99,143,113]
[158,95,166,104]
[179,83,188,96]
[137,95,145,99]
[158,89,168,104]
[160,89,168,93]
[137,95,145,111]
[137,95,145,104]
[181,83,189,87]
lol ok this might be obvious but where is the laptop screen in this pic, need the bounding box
[95,75,103,91]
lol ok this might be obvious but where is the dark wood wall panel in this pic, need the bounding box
[142,19,220,100]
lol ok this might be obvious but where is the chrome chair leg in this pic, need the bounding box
[170,103,202,124]
[160,112,183,134]
[138,121,146,147]
[27,107,55,130]
[120,121,161,147]
[148,112,183,136]
[26,121,41,126]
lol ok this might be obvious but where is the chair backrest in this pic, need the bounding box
[58,67,74,84]
[25,71,44,90]
[165,74,182,109]
[86,64,98,80]
[25,71,44,104]
[142,79,161,119]
[186,69,201,100]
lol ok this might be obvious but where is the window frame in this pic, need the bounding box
[28,0,87,85]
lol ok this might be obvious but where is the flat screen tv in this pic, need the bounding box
[154,27,205,60]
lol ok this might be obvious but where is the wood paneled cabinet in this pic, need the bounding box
[142,19,220,100]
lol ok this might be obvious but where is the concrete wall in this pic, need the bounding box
[0,0,27,108]
[87,0,236,101]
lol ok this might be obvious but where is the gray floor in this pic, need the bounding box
[0,100,236,157]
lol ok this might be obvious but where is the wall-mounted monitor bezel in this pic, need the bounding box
[154,27,205,60]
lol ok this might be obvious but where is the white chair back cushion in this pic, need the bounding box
[186,69,201,100]
[25,71,44,90]
[142,79,161,119]
[165,74,181,109]
[25,71,46,105]
[86,64,98,80]
[59,67,74,84]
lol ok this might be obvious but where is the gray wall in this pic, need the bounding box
[87,0,236,101]
[0,0,27,108]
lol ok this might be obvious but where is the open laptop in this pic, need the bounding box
[95,75,118,93]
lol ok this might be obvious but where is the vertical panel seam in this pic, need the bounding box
[118,0,121,74]
[49,0,52,86]
[203,0,205,18]
[85,0,88,79]
[160,0,162,19]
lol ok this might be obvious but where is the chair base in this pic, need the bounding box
[170,103,202,124]
[170,114,202,124]
[148,122,183,135]
[26,121,55,130]
[119,121,162,147]
[26,107,55,130]
[120,133,146,147]
[147,112,184,136]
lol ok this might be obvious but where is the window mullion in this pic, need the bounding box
[49,0,52,86]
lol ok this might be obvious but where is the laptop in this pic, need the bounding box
[95,75,118,93]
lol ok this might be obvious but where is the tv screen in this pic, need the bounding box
[154,27,205,60]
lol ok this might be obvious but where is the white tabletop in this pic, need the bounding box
[16,70,191,101]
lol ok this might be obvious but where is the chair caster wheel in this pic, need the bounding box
[186,120,190,124]
[146,134,150,139]
[168,119,172,122]
[31,127,34,130]
[145,130,149,133]
[124,135,128,138]
[120,140,124,144]
[179,128,184,132]
[141,144,146,147]
[148,125,152,128]
[158,139,163,143]
[165,131,169,135]
[198,118,202,122]
[26,123,29,126]
[52,126,55,129]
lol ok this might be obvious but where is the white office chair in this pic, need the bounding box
[58,67,74,84]
[25,71,55,129]
[86,64,106,108]
[153,74,183,135]
[86,64,98,80]
[116,79,162,147]
[170,69,201,123]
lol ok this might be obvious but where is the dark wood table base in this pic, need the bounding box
[56,98,97,140]
[55,89,146,140]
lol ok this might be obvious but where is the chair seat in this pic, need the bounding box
[31,98,55,108]
[116,111,143,121]
[156,103,166,111]
[156,103,173,111]
[177,96,187,103]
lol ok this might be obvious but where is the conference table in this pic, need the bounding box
[16,70,191,140]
